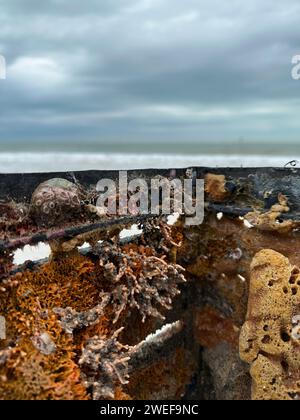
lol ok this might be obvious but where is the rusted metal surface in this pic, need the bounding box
[1,167,300,400]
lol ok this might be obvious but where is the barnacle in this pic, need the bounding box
[291,315,300,341]
[30,178,84,227]
[79,328,133,400]
[31,331,57,355]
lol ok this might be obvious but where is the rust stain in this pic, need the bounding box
[126,348,195,400]
[194,307,239,348]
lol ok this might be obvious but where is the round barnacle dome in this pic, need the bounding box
[30,178,84,226]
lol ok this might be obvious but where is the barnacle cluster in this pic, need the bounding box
[30,178,84,227]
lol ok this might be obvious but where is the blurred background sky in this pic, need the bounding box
[0,0,300,165]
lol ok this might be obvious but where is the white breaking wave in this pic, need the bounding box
[0,152,298,173]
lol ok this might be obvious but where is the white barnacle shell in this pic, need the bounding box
[292,315,300,341]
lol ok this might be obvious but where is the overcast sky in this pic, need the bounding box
[0,0,300,146]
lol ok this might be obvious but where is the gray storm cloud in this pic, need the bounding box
[0,0,299,144]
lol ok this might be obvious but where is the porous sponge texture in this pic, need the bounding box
[240,249,300,400]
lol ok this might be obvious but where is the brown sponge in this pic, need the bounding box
[240,249,300,400]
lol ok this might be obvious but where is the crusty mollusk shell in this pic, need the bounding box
[30,178,83,226]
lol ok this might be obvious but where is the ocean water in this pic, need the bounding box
[0,152,299,173]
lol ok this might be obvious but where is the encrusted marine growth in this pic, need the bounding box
[0,216,190,400]
[79,328,134,400]
[30,178,84,227]
[0,250,13,280]
[240,249,300,400]
[204,173,231,202]
[0,201,28,234]
[96,242,186,323]
[0,253,102,400]
[244,193,293,233]
[54,294,110,334]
